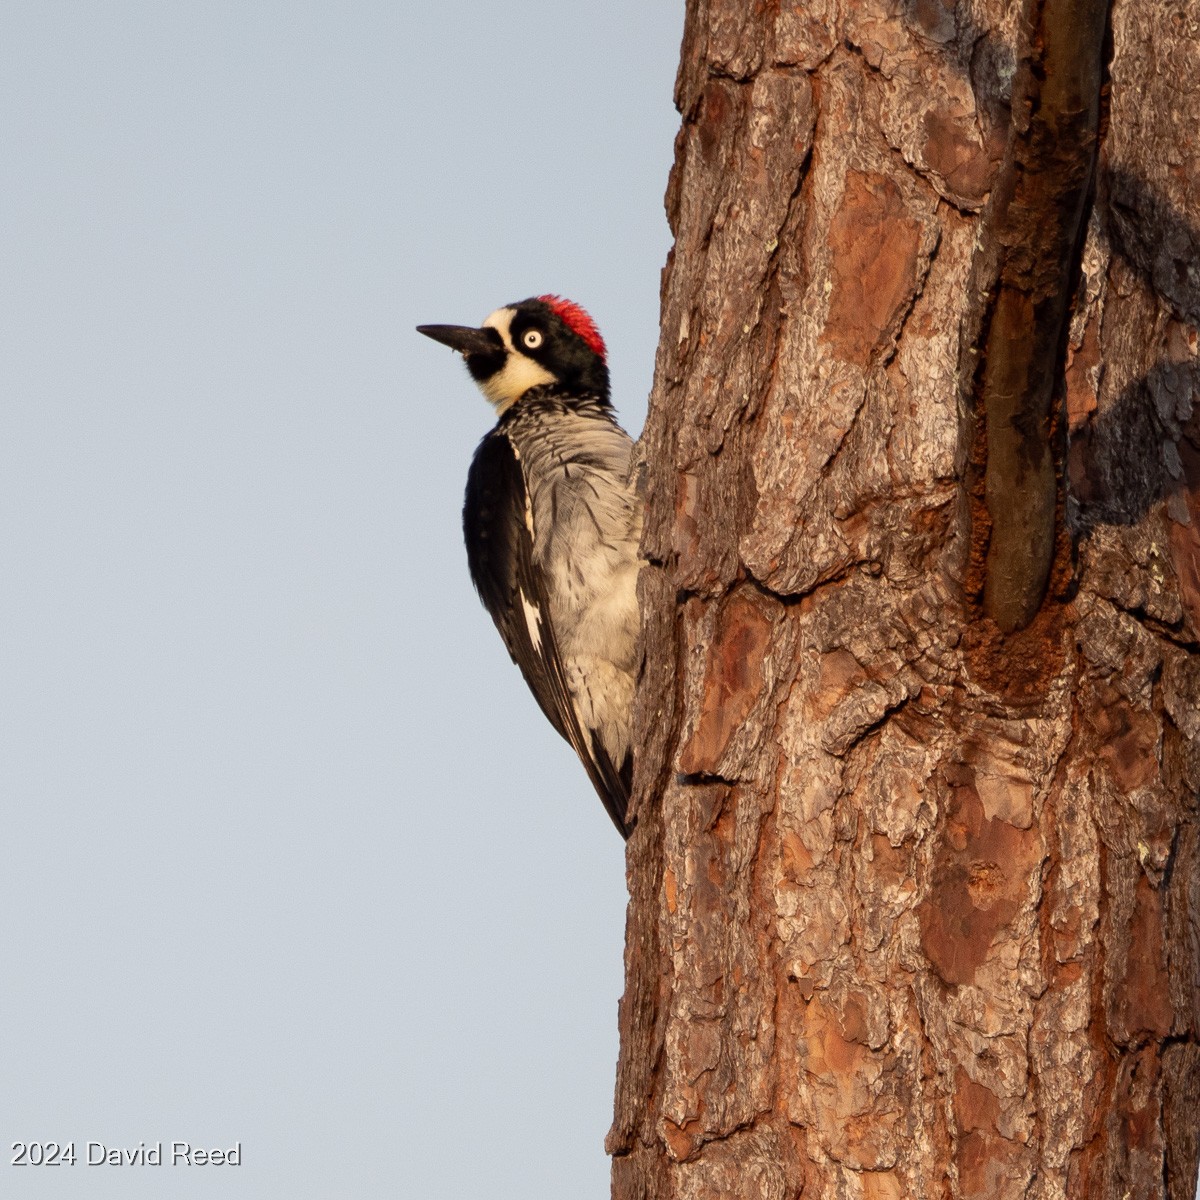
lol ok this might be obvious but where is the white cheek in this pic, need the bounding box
[481,355,556,412]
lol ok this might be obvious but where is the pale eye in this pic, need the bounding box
[522,329,544,350]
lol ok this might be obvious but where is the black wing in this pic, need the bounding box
[463,430,630,835]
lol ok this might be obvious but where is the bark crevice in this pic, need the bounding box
[974,0,1112,632]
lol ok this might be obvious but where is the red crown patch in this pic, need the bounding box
[538,294,607,361]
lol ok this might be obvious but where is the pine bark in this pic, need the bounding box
[611,0,1200,1197]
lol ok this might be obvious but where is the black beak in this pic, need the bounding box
[416,324,503,356]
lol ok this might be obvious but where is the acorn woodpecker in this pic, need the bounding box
[417,296,640,836]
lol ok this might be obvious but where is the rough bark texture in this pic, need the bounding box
[612,0,1200,1197]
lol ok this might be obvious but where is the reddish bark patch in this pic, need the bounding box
[822,171,922,366]
[664,865,678,915]
[680,594,773,774]
[674,472,718,589]
[1091,692,1162,793]
[838,990,873,1046]
[960,591,1070,703]
[870,834,916,890]
[862,1171,904,1200]
[783,830,815,878]
[955,1129,1030,1200]
[919,777,1042,986]
[661,1116,700,1162]
[809,648,870,721]
[922,110,992,203]
[697,81,732,165]
[801,993,900,1169]
[1113,875,1174,1041]
[953,1067,1002,1135]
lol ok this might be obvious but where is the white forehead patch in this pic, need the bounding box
[477,306,555,413]
[482,307,516,348]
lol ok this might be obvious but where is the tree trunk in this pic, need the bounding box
[611,0,1200,1197]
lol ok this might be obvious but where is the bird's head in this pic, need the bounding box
[418,295,609,414]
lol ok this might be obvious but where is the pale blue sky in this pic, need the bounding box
[1,3,681,1196]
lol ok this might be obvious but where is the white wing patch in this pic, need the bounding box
[519,589,543,654]
[506,438,544,655]
[507,438,537,537]
[522,480,535,536]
